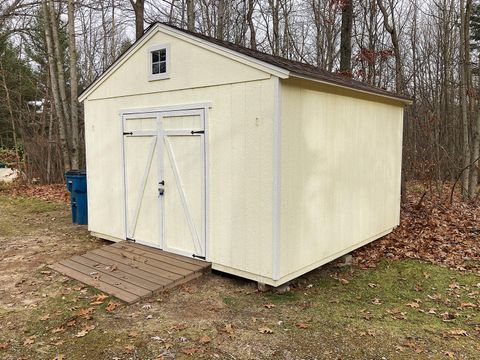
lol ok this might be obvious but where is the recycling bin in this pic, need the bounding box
[65,170,88,225]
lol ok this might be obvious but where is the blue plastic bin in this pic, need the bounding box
[66,170,88,225]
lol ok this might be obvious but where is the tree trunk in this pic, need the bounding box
[48,0,71,142]
[468,53,480,198]
[459,0,470,198]
[269,0,280,55]
[130,0,145,39]
[377,0,405,92]
[339,0,353,74]
[42,0,71,171]
[217,0,226,40]
[68,0,80,169]
[246,0,257,50]
[187,0,195,31]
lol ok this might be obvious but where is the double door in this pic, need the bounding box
[122,109,206,259]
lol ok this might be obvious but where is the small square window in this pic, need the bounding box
[149,45,169,80]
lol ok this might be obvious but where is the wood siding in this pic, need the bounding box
[278,78,404,283]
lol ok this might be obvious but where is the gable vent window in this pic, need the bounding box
[149,45,170,80]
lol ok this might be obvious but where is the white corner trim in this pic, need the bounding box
[272,76,282,281]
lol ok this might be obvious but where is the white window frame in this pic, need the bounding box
[148,44,170,81]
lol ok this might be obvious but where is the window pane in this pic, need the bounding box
[160,62,166,73]
[152,63,160,74]
[159,49,166,62]
[152,50,159,63]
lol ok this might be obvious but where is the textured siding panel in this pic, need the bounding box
[279,78,403,280]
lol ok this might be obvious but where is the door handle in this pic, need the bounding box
[158,180,165,196]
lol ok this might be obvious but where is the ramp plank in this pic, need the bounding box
[50,241,211,304]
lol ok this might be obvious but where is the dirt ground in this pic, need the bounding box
[0,192,479,360]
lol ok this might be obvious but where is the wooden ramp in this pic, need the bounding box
[50,242,211,304]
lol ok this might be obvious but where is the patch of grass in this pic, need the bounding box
[292,260,480,357]
[0,194,60,213]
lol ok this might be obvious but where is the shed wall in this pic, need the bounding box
[84,29,277,280]
[278,78,403,282]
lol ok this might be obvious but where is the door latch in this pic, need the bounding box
[158,180,165,196]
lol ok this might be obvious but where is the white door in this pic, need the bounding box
[123,114,162,248]
[161,111,206,259]
[122,109,206,259]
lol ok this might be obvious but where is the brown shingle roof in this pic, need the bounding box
[160,22,411,103]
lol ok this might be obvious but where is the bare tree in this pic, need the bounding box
[130,0,144,39]
[339,0,353,74]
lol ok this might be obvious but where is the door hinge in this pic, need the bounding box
[192,254,206,260]
[123,131,133,136]
[126,237,136,242]
[191,130,205,135]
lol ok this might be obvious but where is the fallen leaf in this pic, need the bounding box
[128,331,138,338]
[76,307,94,319]
[171,323,188,331]
[264,303,276,309]
[0,343,8,350]
[459,302,476,308]
[296,322,309,329]
[339,278,349,285]
[223,323,234,334]
[199,335,211,344]
[443,351,455,358]
[372,298,382,305]
[368,283,377,288]
[67,320,76,327]
[90,294,109,305]
[53,355,65,360]
[414,283,423,292]
[124,345,134,354]
[406,302,420,308]
[75,330,88,338]
[106,264,118,272]
[449,282,460,289]
[258,326,274,334]
[182,347,203,355]
[23,336,36,345]
[448,329,468,337]
[105,301,120,312]
[52,327,65,334]
[40,314,50,321]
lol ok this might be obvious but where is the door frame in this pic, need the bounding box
[120,102,211,261]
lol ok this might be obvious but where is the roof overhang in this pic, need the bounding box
[79,23,289,102]
[290,74,413,106]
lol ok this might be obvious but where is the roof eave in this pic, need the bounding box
[290,73,413,106]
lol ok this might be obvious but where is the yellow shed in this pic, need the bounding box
[79,23,411,287]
